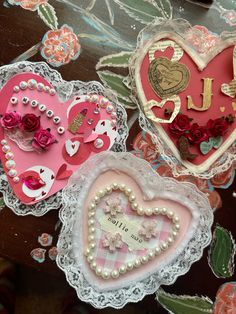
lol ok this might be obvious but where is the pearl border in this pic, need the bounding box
[85,182,180,280]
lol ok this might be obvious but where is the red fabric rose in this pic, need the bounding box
[213,282,236,314]
[207,118,229,137]
[20,114,41,132]
[32,129,57,150]
[0,111,21,129]
[169,114,191,136]
[186,123,209,144]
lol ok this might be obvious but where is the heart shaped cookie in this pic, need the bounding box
[0,71,127,205]
[132,20,236,177]
[57,152,213,308]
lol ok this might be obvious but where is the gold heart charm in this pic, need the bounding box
[148,57,190,99]
[85,183,179,280]
[221,79,236,98]
[220,106,225,112]
[232,102,236,111]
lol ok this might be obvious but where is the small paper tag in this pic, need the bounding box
[99,215,149,250]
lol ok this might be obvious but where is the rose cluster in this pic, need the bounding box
[169,113,232,149]
[0,111,56,151]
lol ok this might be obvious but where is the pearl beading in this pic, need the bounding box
[10,80,64,135]
[1,139,19,182]
[13,79,56,96]
[85,183,180,280]
[85,95,117,128]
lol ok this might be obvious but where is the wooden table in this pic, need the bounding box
[0,0,235,312]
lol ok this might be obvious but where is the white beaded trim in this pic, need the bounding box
[13,80,56,96]
[85,183,180,280]
[0,139,19,182]
[85,95,117,127]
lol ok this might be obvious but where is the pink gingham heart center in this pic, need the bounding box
[85,184,179,280]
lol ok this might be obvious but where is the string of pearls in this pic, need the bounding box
[85,95,117,128]
[1,139,19,182]
[10,79,65,135]
[85,182,180,280]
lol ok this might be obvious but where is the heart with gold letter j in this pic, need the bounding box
[134,32,236,175]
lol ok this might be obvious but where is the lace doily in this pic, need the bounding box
[0,61,128,216]
[129,18,236,179]
[57,152,213,309]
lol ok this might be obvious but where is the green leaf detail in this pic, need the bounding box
[208,225,235,278]
[157,290,213,314]
[113,0,172,24]
[38,3,58,30]
[0,197,5,210]
[96,52,132,70]
[209,136,223,149]
[200,141,213,155]
[97,70,131,102]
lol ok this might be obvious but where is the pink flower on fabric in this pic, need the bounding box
[30,248,46,263]
[38,233,53,247]
[8,0,48,11]
[105,197,122,217]
[213,282,236,314]
[32,128,57,151]
[1,111,21,129]
[102,233,123,252]
[185,25,219,55]
[139,221,158,241]
[41,25,81,67]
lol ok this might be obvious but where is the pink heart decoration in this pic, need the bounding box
[0,73,119,204]
[57,152,213,308]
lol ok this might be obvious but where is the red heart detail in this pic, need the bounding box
[137,37,236,174]
[56,164,73,180]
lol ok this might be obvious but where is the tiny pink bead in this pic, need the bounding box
[8,169,17,178]
[13,176,20,183]
[1,139,8,146]
[5,152,14,160]
[5,160,16,169]
[106,105,114,113]
[111,112,117,119]
[2,145,10,153]
[111,119,117,127]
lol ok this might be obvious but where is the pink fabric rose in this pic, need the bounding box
[32,129,57,150]
[41,25,81,67]
[0,111,21,129]
[9,0,48,11]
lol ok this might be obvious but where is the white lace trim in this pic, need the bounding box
[129,18,236,179]
[0,61,128,216]
[57,152,213,309]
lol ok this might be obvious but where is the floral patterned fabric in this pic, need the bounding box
[41,25,81,67]
[213,282,236,314]
[8,0,47,11]
[132,131,236,210]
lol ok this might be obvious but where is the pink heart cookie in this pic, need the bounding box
[0,73,120,205]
